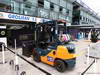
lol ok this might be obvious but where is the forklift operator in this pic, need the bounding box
[59,34,68,43]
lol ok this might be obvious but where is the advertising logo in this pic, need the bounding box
[1,31,5,36]
[47,56,54,62]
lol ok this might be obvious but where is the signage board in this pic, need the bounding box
[0,12,51,23]
[0,12,36,22]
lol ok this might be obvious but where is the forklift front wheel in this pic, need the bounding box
[34,54,41,62]
[54,60,66,72]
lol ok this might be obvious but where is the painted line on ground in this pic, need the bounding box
[81,59,95,75]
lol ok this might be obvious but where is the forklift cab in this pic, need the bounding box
[33,20,66,56]
[37,20,66,44]
[34,20,71,56]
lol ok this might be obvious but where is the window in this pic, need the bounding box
[83,17,85,21]
[38,0,44,7]
[13,2,20,13]
[66,9,69,15]
[50,3,54,11]
[0,4,11,12]
[54,5,59,12]
[87,19,89,22]
[80,16,82,20]
[44,1,50,9]
[50,11,58,19]
[25,2,32,8]
[60,0,66,8]
[62,8,66,14]
[86,18,88,22]
[59,6,63,13]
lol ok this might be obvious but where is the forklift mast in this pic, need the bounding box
[35,20,67,44]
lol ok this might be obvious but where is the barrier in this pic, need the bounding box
[9,60,14,75]
[14,39,19,65]
[2,44,5,64]
[4,45,51,75]
[15,65,19,75]
[0,43,7,64]
[86,45,90,65]
[9,60,27,75]
[20,71,26,75]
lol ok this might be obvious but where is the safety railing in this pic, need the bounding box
[0,39,51,75]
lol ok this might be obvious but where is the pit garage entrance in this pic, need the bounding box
[0,18,35,47]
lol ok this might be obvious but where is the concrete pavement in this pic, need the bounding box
[0,39,100,75]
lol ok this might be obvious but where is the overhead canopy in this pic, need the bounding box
[67,25,100,30]
[67,25,94,29]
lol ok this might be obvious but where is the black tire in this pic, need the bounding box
[32,49,41,62]
[33,52,41,62]
[34,54,41,62]
[54,60,67,72]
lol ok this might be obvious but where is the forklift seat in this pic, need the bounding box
[38,42,48,49]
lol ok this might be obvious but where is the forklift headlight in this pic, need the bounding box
[66,45,75,50]
[66,43,75,53]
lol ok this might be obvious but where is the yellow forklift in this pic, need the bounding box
[32,20,76,72]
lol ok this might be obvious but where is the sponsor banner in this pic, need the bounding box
[36,17,43,24]
[0,12,51,23]
[43,19,52,22]
[0,12,36,22]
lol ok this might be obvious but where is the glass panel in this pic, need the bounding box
[66,9,69,15]
[50,11,58,19]
[50,0,59,5]
[50,3,54,11]
[38,0,44,7]
[38,8,49,18]
[23,6,37,16]
[0,0,11,5]
[28,0,37,6]
[20,3,24,14]
[11,1,23,14]
[62,8,66,15]
[31,6,37,16]
[67,2,73,10]
[66,16,71,22]
[13,2,20,13]
[11,1,14,12]
[60,0,66,8]
[54,4,59,12]
[69,10,72,17]
[59,14,66,20]
[44,0,50,9]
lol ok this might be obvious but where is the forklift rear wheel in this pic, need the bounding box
[54,60,66,72]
